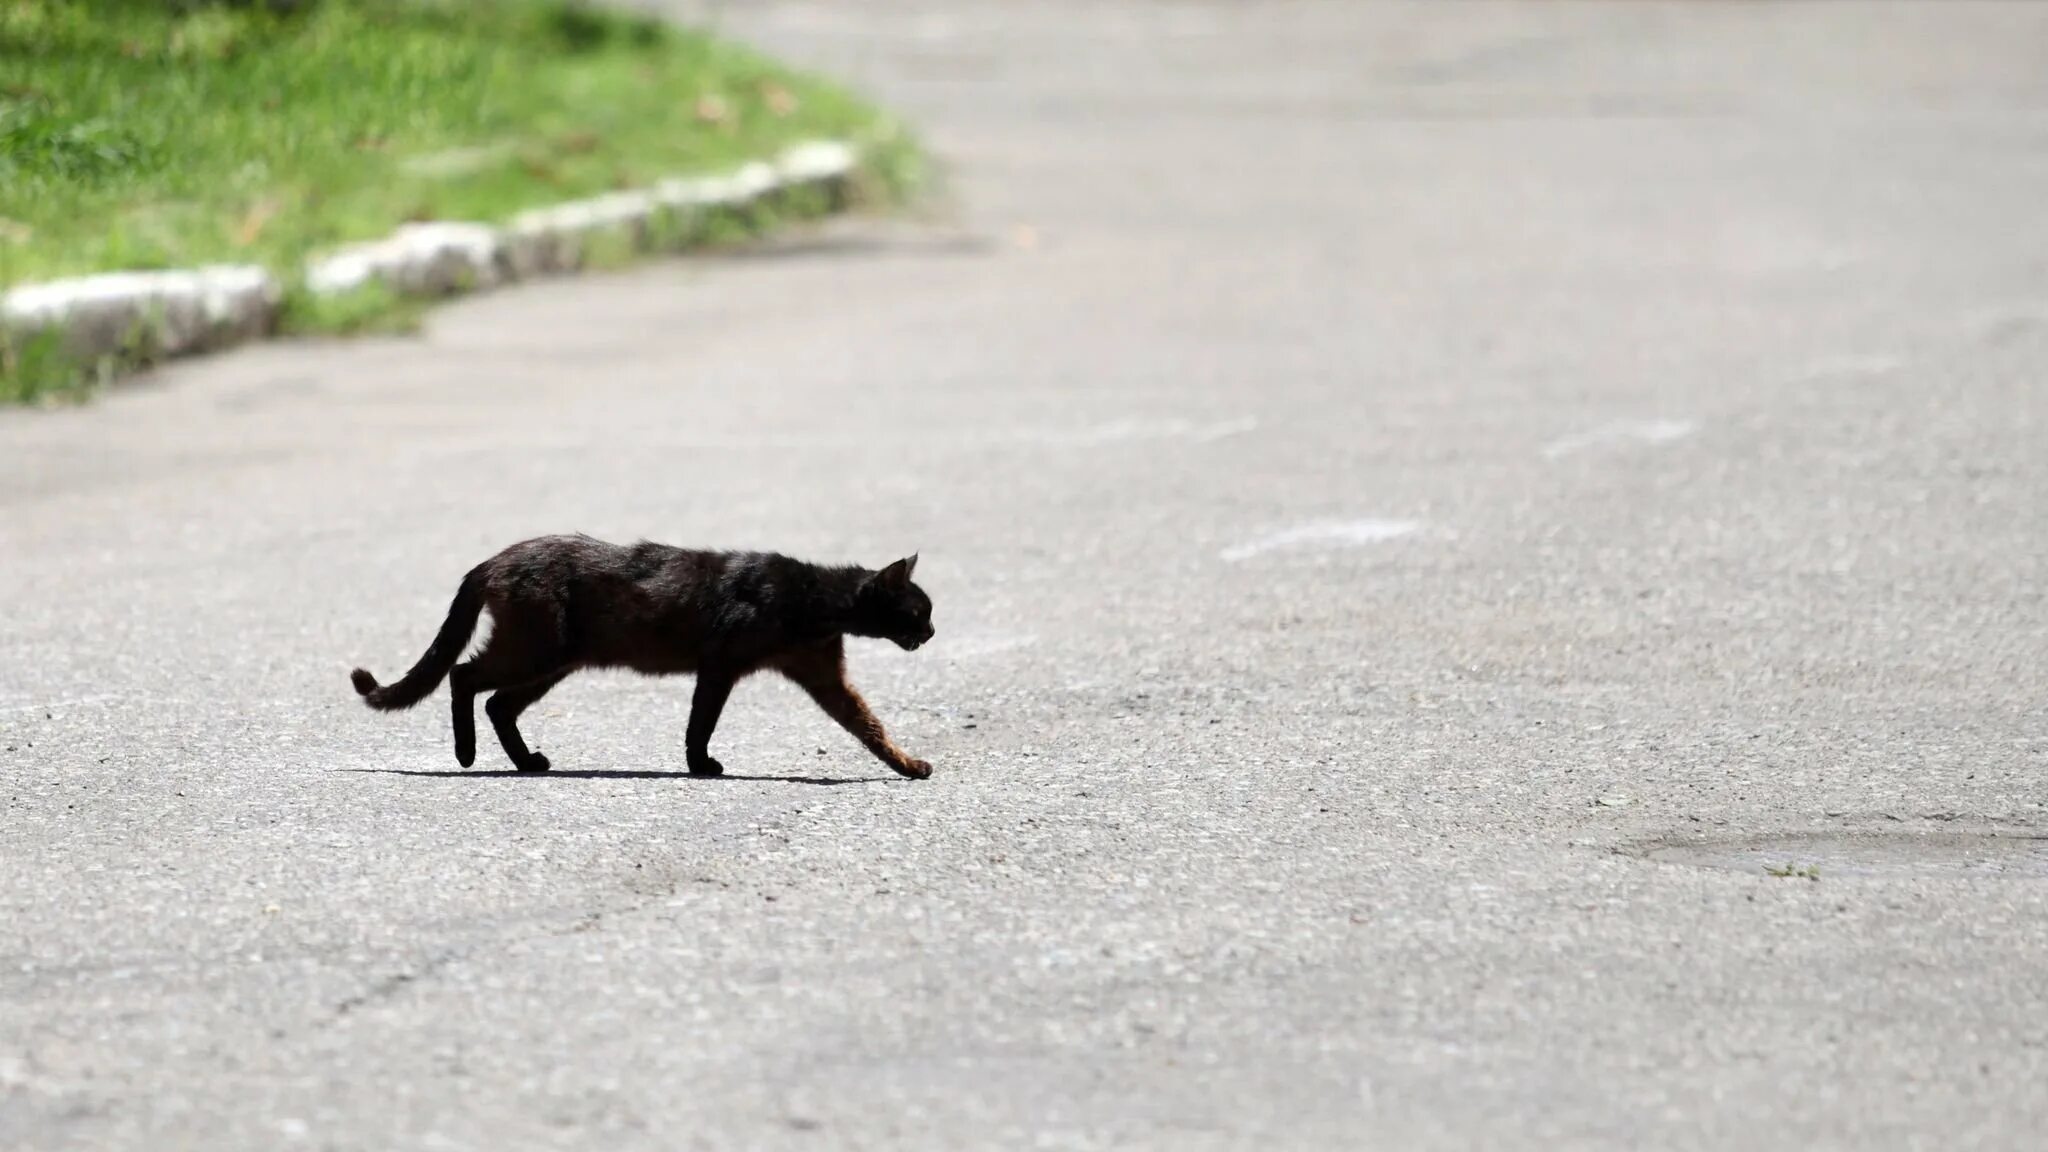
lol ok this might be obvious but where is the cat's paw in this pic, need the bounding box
[515,752,551,774]
[897,758,933,780]
[687,755,725,778]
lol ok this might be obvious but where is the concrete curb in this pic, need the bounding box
[2,139,858,379]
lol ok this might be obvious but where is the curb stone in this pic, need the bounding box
[0,265,281,368]
[2,139,859,384]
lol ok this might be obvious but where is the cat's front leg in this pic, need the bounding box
[781,650,931,779]
[685,670,735,777]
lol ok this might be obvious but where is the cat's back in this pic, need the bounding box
[476,534,690,592]
[482,535,820,606]
[486,533,630,581]
[706,549,842,601]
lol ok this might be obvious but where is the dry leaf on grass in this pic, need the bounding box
[760,83,798,117]
[233,198,281,247]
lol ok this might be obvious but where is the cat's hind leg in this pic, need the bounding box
[449,662,483,768]
[486,671,570,773]
[447,608,563,769]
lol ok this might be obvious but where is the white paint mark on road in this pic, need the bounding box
[938,634,1039,660]
[1793,354,1901,383]
[432,417,1261,456]
[989,417,1257,448]
[1221,519,1422,562]
[1540,419,1698,460]
[0,693,124,715]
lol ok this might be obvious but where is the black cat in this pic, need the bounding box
[351,535,935,778]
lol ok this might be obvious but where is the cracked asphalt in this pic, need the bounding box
[4,2,2048,1149]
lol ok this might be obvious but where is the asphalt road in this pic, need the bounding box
[5,2,2048,1149]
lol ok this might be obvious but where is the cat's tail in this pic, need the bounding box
[350,564,489,711]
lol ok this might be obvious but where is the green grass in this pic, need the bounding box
[0,0,923,400]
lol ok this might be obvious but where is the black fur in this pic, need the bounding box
[352,536,935,777]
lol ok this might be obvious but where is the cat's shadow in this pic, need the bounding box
[346,768,893,786]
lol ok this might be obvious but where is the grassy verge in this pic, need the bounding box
[0,0,923,402]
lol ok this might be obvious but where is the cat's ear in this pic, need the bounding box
[876,554,916,588]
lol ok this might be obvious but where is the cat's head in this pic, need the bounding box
[856,554,934,651]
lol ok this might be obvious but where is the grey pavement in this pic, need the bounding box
[5,2,2048,1148]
